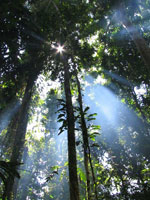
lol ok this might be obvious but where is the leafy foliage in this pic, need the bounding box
[0,161,21,193]
[0,0,150,199]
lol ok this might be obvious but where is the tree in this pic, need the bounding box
[117,1,150,73]
[62,55,80,200]
[94,0,150,73]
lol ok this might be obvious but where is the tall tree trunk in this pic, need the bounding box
[75,74,91,200]
[18,147,30,200]
[88,147,98,200]
[75,73,98,200]
[118,3,150,73]
[63,56,80,200]
[3,72,38,200]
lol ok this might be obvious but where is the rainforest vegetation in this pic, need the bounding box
[0,0,150,199]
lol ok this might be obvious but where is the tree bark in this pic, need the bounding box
[3,72,38,200]
[87,146,98,200]
[63,56,80,200]
[75,74,91,200]
[118,3,150,73]
[75,73,98,200]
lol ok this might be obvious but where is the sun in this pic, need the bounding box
[51,42,65,54]
[56,45,64,53]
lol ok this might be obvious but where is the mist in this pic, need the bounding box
[16,94,69,200]
[83,75,145,149]
[0,100,20,134]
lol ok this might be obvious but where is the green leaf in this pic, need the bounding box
[57,118,65,122]
[88,113,97,117]
[87,117,96,121]
[58,128,64,135]
[57,107,66,113]
[51,165,59,171]
[92,132,100,135]
[57,113,65,119]
[84,106,90,113]
[104,176,110,184]
[64,161,68,167]
[90,137,96,142]
[77,167,86,183]
[49,194,54,198]
[91,125,101,130]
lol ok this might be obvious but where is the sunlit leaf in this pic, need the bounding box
[77,167,86,183]
[49,194,54,198]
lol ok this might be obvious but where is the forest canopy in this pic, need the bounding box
[0,0,150,199]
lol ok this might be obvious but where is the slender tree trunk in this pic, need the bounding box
[18,147,29,200]
[3,72,38,200]
[87,146,98,200]
[75,74,91,200]
[63,56,80,200]
[118,3,150,73]
[75,73,98,200]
